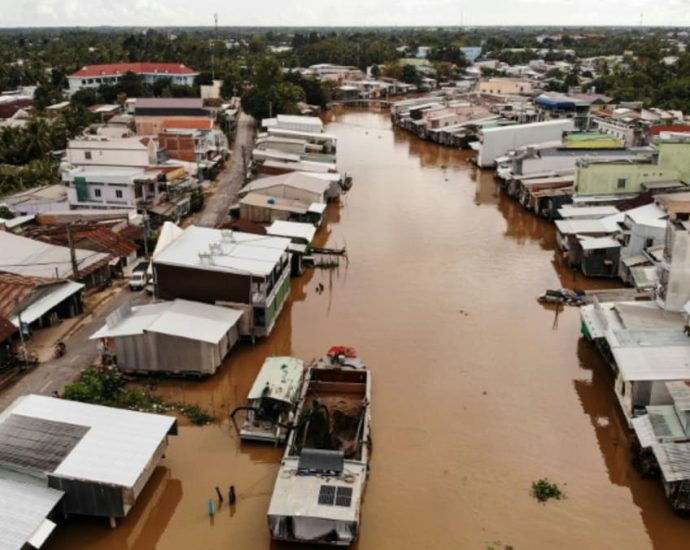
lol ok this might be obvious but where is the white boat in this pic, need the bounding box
[231,356,305,444]
[267,346,371,546]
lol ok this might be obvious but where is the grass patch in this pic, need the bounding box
[62,367,212,425]
[531,478,565,503]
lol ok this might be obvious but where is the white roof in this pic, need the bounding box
[0,232,109,280]
[276,114,323,130]
[241,173,331,197]
[580,236,621,251]
[10,281,84,326]
[91,299,243,344]
[68,137,149,150]
[0,473,63,550]
[267,221,317,244]
[268,457,366,522]
[153,225,291,278]
[0,214,35,229]
[625,202,667,228]
[0,395,175,489]
[267,128,337,142]
[557,205,619,219]
[152,221,184,259]
[308,203,327,214]
[613,346,690,382]
[555,219,613,235]
[247,357,305,403]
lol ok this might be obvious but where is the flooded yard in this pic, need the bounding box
[47,108,690,550]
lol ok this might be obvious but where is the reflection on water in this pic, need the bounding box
[47,107,690,550]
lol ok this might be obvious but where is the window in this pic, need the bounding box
[645,238,655,248]
[115,190,123,199]
[94,189,101,198]
[85,151,92,160]
[617,178,626,189]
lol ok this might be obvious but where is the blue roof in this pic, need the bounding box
[535,94,577,109]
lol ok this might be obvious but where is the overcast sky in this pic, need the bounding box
[5,0,690,28]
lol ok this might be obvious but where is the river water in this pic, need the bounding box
[48,108,690,550]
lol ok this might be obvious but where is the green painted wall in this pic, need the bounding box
[574,141,690,196]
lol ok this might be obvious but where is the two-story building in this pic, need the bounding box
[153,226,292,338]
[134,98,210,135]
[68,63,198,94]
[574,139,690,198]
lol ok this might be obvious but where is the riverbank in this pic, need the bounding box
[46,107,690,550]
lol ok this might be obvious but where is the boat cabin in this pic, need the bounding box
[233,357,305,444]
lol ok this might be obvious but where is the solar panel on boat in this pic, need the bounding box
[318,484,336,505]
[335,486,353,507]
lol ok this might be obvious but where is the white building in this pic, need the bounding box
[261,114,324,134]
[91,299,244,375]
[67,63,198,94]
[62,166,162,210]
[65,137,159,169]
[0,394,177,532]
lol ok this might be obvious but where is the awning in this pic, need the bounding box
[11,281,84,326]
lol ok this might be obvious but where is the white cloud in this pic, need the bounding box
[4,0,690,26]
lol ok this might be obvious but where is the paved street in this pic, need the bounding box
[198,111,255,227]
[0,287,152,411]
[0,113,255,411]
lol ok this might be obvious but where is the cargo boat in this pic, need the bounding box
[267,346,371,545]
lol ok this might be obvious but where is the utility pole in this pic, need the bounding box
[65,223,80,281]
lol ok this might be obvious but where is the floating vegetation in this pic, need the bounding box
[62,367,212,425]
[531,478,565,503]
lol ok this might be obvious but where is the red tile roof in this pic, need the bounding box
[70,63,197,78]
[161,118,213,130]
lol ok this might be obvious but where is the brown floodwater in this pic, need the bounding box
[48,108,690,550]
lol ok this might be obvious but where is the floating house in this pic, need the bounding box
[0,394,177,539]
[473,119,576,168]
[239,193,326,226]
[153,226,291,337]
[240,172,339,203]
[580,300,690,425]
[91,299,243,375]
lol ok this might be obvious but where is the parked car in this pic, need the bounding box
[129,262,150,291]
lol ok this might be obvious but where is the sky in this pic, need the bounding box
[4,0,690,28]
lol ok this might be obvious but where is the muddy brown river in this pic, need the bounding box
[48,108,690,549]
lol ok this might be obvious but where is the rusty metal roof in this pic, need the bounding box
[0,273,65,319]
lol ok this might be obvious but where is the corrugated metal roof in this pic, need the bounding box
[0,232,111,280]
[247,357,305,403]
[0,273,72,319]
[652,442,690,482]
[9,281,83,326]
[612,346,690,382]
[0,395,176,489]
[667,381,690,412]
[0,473,63,550]
[240,193,310,215]
[267,221,316,244]
[92,299,242,344]
[241,172,331,197]
[154,226,291,278]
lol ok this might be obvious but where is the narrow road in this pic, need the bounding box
[198,111,255,227]
[0,288,151,411]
